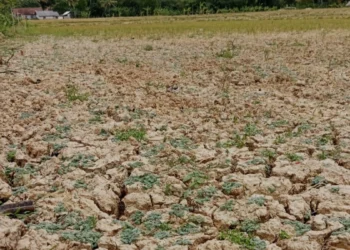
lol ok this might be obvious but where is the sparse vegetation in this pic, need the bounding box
[114,128,146,142]
[125,173,159,189]
[219,230,266,250]
[247,196,266,206]
[65,85,89,102]
[183,171,208,189]
[283,220,311,236]
[222,181,242,194]
[3,8,350,250]
[286,153,303,162]
[6,150,16,162]
[220,200,235,211]
[169,204,189,218]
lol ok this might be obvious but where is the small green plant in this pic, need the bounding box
[222,181,242,195]
[330,186,340,193]
[317,151,328,160]
[274,135,286,144]
[283,220,311,236]
[174,238,192,245]
[144,45,153,51]
[114,128,146,142]
[216,140,236,148]
[65,85,89,102]
[120,226,141,244]
[240,220,260,234]
[12,186,27,196]
[154,231,170,239]
[244,123,260,136]
[279,230,290,239]
[246,158,265,165]
[247,196,266,206]
[220,200,235,211]
[67,154,95,168]
[169,204,189,218]
[188,215,205,225]
[5,164,37,185]
[130,211,144,225]
[144,213,164,232]
[6,150,16,162]
[164,183,173,196]
[61,230,101,248]
[195,186,217,204]
[270,120,289,128]
[316,135,330,146]
[267,186,276,193]
[170,137,196,150]
[56,125,71,134]
[125,173,159,189]
[219,230,266,250]
[32,212,101,248]
[54,202,66,214]
[286,153,303,162]
[33,222,63,233]
[177,223,200,235]
[143,144,164,157]
[89,115,103,124]
[311,176,327,187]
[128,161,144,168]
[183,171,208,189]
[261,149,277,161]
[233,133,246,148]
[74,179,88,189]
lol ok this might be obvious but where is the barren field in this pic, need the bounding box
[1,10,350,250]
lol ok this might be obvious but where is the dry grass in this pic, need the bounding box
[21,8,350,38]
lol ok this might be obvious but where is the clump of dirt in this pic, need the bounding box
[1,30,350,250]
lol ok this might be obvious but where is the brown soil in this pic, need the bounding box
[1,31,350,250]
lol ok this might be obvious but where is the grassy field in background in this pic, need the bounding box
[20,8,350,38]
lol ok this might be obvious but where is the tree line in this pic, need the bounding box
[3,0,349,18]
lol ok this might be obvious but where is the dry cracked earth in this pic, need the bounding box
[1,30,350,250]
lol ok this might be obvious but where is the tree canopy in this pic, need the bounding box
[3,0,349,17]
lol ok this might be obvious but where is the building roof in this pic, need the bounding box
[35,10,59,17]
[12,8,42,16]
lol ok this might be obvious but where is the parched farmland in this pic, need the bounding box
[1,8,350,250]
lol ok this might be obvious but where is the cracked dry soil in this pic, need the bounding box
[1,30,350,250]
